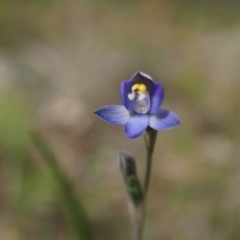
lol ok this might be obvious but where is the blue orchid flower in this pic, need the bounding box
[93,72,180,139]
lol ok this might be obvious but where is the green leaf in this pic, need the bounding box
[31,131,91,240]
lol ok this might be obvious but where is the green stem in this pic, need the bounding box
[143,128,157,202]
[134,127,157,240]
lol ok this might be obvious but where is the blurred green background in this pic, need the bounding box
[1,0,240,239]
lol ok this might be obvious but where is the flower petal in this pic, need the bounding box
[131,72,165,113]
[149,109,180,130]
[150,82,164,113]
[131,72,154,94]
[120,80,134,111]
[120,72,165,114]
[124,114,149,138]
[132,72,153,81]
[93,105,130,125]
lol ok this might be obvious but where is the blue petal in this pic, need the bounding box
[93,105,130,125]
[124,114,149,138]
[120,80,134,111]
[149,109,180,130]
[131,72,154,94]
[131,72,164,113]
[150,82,164,113]
[131,72,153,81]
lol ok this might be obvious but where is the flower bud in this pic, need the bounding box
[119,151,142,207]
[119,151,137,177]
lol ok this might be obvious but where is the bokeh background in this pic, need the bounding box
[1,0,240,239]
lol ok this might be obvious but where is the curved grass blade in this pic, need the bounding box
[31,131,91,240]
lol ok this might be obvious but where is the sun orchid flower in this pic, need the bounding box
[93,72,180,138]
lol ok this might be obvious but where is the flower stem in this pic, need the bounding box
[134,127,157,240]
